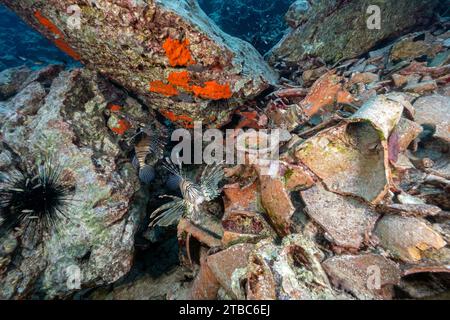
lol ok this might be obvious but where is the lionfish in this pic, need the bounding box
[133,124,168,184]
[149,159,224,227]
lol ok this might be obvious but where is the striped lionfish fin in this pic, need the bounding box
[161,157,185,179]
[149,195,185,227]
[200,162,224,201]
[134,134,152,168]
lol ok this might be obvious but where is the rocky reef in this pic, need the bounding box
[0,0,450,301]
[268,0,441,65]
[1,0,277,128]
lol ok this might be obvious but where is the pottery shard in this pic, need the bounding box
[392,118,423,153]
[323,254,401,300]
[301,184,379,250]
[221,181,276,246]
[413,95,450,142]
[247,235,338,300]
[189,248,221,300]
[268,0,439,65]
[378,203,442,218]
[260,175,295,237]
[3,0,277,127]
[280,162,316,192]
[207,243,255,299]
[300,72,353,117]
[223,182,260,213]
[295,94,403,203]
[374,215,446,263]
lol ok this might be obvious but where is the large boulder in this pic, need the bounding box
[0,67,149,299]
[1,0,277,128]
[267,0,440,64]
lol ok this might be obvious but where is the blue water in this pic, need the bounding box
[0,0,291,71]
[198,0,292,53]
[0,5,78,71]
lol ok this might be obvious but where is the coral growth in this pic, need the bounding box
[162,38,195,67]
[149,80,179,97]
[161,110,195,129]
[33,10,80,60]
[168,71,192,92]
[192,81,232,100]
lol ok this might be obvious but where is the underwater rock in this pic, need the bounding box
[2,0,277,128]
[0,67,148,299]
[6,81,46,115]
[267,0,439,65]
[0,66,31,100]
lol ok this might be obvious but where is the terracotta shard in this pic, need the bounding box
[374,215,446,263]
[413,95,450,142]
[207,243,255,299]
[295,94,404,203]
[260,175,295,237]
[378,203,442,218]
[323,254,401,300]
[301,184,379,250]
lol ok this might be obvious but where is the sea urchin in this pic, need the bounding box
[0,162,74,237]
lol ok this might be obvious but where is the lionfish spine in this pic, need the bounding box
[180,179,203,205]
[161,157,184,179]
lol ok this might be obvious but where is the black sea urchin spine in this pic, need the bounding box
[0,161,74,238]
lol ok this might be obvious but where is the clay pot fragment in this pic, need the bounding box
[188,248,221,300]
[294,94,404,203]
[377,203,442,218]
[391,118,423,153]
[260,175,295,237]
[207,243,255,299]
[222,182,275,246]
[301,184,379,250]
[246,235,339,300]
[374,215,446,263]
[414,94,450,143]
[323,254,401,300]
